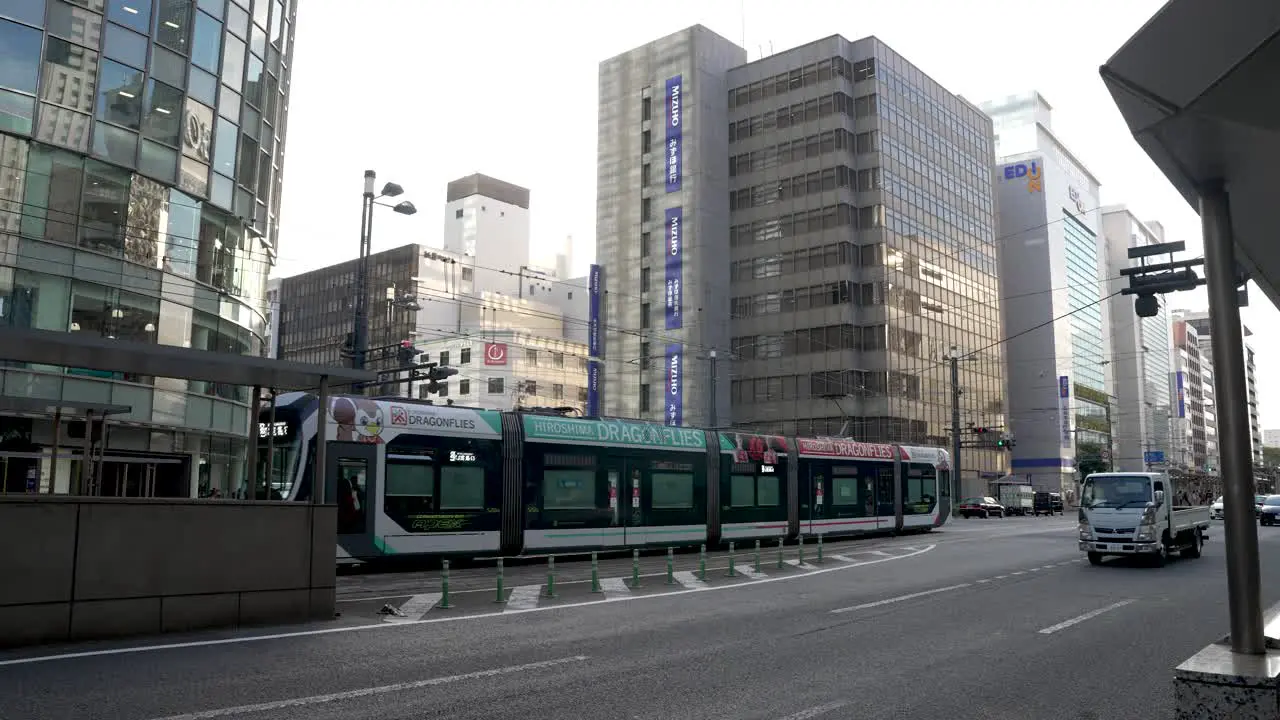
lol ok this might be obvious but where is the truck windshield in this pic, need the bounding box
[1081,475,1152,508]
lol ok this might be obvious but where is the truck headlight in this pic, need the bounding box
[1078,522,1093,540]
[1135,524,1154,542]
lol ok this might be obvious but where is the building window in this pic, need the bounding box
[436,382,449,397]
[440,350,450,366]
[640,303,650,329]
[460,347,471,363]
[552,352,564,368]
[641,197,651,222]
[641,129,650,154]
[639,384,650,413]
[641,162,650,187]
[552,384,564,400]
[487,377,504,394]
[525,348,538,365]
[641,231,650,257]
[461,267,473,281]
[455,208,463,219]
[522,379,537,396]
[642,96,651,122]
[640,341,650,370]
[640,267,649,291]
[459,379,471,395]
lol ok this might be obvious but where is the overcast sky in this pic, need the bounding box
[273,0,1280,429]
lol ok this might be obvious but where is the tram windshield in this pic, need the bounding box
[255,416,301,500]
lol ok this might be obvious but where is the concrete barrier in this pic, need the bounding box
[0,496,336,648]
[1173,601,1280,719]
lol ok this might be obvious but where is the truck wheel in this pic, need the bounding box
[1087,552,1102,565]
[1181,529,1203,559]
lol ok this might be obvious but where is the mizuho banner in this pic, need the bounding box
[587,264,604,417]
[665,75,682,193]
[665,207,682,330]
[665,343,683,427]
[1176,371,1186,418]
[1058,376,1071,449]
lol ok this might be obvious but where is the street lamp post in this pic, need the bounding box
[352,170,417,370]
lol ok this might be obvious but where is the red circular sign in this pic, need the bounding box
[484,343,507,365]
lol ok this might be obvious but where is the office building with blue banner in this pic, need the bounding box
[597,27,1009,492]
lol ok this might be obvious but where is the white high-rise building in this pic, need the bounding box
[441,173,534,298]
[1101,207,1175,471]
[985,91,1112,492]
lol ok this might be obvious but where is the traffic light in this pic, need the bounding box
[424,365,458,395]
[995,436,1016,451]
[397,340,423,366]
[973,426,989,435]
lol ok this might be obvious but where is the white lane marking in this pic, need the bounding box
[776,701,848,719]
[866,550,894,557]
[0,545,936,667]
[599,577,631,600]
[785,559,820,571]
[672,570,708,589]
[1028,567,1040,572]
[733,565,766,580]
[1041,565,1055,570]
[831,583,972,614]
[976,579,991,584]
[504,585,542,612]
[1011,571,1026,576]
[1038,599,1137,635]
[383,593,440,623]
[830,554,856,563]
[145,655,590,719]
[994,575,1008,580]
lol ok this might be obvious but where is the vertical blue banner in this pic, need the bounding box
[664,207,682,330]
[1176,371,1186,418]
[665,343,683,426]
[664,75,682,193]
[586,264,604,416]
[1058,375,1071,449]
[587,264,602,358]
[586,361,601,417]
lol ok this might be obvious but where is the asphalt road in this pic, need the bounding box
[3,515,1278,720]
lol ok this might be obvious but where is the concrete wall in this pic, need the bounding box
[0,497,336,648]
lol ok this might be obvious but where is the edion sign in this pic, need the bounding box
[484,343,507,366]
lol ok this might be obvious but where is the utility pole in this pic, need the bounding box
[708,349,718,428]
[352,170,375,370]
[950,348,962,516]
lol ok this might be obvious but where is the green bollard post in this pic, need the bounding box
[439,559,452,609]
[699,543,707,580]
[666,547,676,585]
[754,539,762,574]
[727,541,737,577]
[590,551,603,593]
[545,555,557,598]
[798,535,806,566]
[494,558,506,603]
[777,537,785,569]
[631,548,641,588]
[817,533,824,564]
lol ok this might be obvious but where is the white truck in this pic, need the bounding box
[1077,472,1211,566]
[992,480,1034,516]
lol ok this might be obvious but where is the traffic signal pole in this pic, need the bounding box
[950,352,961,516]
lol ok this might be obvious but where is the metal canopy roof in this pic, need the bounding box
[0,327,376,390]
[1100,0,1280,308]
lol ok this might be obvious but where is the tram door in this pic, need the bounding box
[325,442,378,540]
[600,457,641,548]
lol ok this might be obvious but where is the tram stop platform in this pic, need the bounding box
[0,327,375,648]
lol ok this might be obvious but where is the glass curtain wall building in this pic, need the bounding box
[0,0,296,498]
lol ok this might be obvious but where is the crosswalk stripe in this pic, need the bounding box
[384,593,440,622]
[672,570,708,589]
[504,585,542,611]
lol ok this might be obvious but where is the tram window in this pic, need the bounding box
[386,461,433,497]
[730,475,755,507]
[757,474,781,506]
[833,477,859,504]
[440,466,485,510]
[651,472,693,509]
[544,469,596,509]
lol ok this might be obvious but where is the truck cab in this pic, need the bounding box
[1077,472,1211,566]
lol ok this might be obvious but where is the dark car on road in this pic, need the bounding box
[1260,495,1280,526]
[959,496,1005,519]
[1034,491,1064,516]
